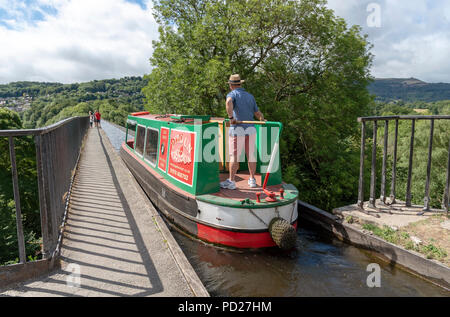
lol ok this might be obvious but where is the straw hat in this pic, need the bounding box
[227,74,245,85]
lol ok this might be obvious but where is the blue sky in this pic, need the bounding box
[1,0,450,84]
[0,0,146,28]
[0,0,56,28]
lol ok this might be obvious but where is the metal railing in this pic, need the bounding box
[0,117,89,265]
[357,115,450,216]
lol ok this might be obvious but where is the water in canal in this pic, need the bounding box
[102,121,448,297]
[171,222,448,297]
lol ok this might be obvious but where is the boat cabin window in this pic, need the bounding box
[144,128,158,165]
[135,125,146,156]
[126,120,137,148]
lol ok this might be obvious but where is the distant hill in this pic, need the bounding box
[0,76,147,128]
[0,77,147,99]
[368,78,450,102]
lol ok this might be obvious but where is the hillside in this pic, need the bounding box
[368,78,450,102]
[0,77,147,128]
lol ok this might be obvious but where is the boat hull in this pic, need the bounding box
[120,143,298,249]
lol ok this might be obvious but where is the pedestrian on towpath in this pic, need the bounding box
[89,111,94,128]
[95,110,101,128]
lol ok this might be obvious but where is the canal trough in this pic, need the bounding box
[102,120,449,296]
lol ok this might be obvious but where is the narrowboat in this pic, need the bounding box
[120,112,299,250]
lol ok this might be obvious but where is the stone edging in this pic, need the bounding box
[0,258,60,289]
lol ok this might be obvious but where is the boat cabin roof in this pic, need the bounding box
[129,112,219,125]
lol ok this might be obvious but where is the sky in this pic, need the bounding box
[326,0,450,83]
[0,0,159,84]
[0,0,449,84]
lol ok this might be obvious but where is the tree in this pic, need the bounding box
[143,0,373,209]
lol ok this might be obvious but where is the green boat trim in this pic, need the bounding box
[196,183,298,209]
[170,115,211,121]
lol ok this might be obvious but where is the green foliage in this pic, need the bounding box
[395,119,450,208]
[363,222,448,262]
[362,223,416,248]
[0,76,147,128]
[144,0,374,210]
[362,223,400,244]
[0,107,22,129]
[371,99,450,117]
[0,82,64,98]
[419,243,447,260]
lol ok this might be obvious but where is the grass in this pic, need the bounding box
[362,223,448,262]
[345,215,355,224]
[419,243,448,260]
[362,223,401,244]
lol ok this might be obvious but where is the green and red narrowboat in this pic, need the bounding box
[120,112,299,250]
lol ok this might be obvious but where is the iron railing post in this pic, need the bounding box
[389,120,399,204]
[443,137,450,214]
[35,134,50,259]
[369,120,378,208]
[8,136,27,264]
[421,119,434,214]
[405,119,415,207]
[357,121,366,209]
[380,120,389,204]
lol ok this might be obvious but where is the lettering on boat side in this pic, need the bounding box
[168,129,196,186]
[171,132,193,164]
[177,301,271,313]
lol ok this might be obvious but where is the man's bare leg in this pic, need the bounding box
[248,162,256,179]
[229,135,244,182]
[229,160,239,182]
[247,133,257,180]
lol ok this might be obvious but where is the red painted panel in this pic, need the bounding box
[167,129,196,186]
[158,127,169,172]
[197,221,298,249]
[197,224,275,248]
[131,111,150,116]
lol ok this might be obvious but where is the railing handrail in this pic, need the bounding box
[0,116,88,137]
[358,115,450,122]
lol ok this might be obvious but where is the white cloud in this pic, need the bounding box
[326,0,450,82]
[3,0,449,84]
[0,0,159,84]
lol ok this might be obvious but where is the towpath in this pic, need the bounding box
[1,127,208,297]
